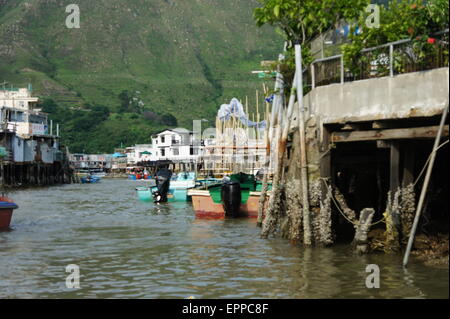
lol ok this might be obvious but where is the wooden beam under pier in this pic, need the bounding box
[205,145,266,149]
[331,125,449,143]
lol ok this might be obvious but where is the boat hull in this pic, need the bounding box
[0,198,18,229]
[80,177,101,184]
[167,188,190,202]
[136,187,191,202]
[136,187,153,202]
[189,190,261,219]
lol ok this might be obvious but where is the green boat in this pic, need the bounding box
[188,172,273,218]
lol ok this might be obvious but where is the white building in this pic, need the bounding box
[0,86,61,164]
[0,86,50,137]
[69,153,112,171]
[150,128,202,163]
[125,144,154,166]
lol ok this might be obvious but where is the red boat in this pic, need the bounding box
[0,197,18,229]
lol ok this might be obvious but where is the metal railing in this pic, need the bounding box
[310,29,449,88]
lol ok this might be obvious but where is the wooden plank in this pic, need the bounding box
[390,142,400,193]
[372,121,396,129]
[320,126,332,199]
[390,141,402,233]
[341,123,365,131]
[332,125,449,143]
[205,145,266,149]
[402,145,415,187]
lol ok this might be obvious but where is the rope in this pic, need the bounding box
[413,139,449,187]
[320,177,386,227]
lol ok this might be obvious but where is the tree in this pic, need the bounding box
[254,0,370,89]
[91,104,110,121]
[342,0,449,77]
[118,90,131,113]
[254,0,369,45]
[427,0,449,30]
[161,113,178,126]
[40,98,58,113]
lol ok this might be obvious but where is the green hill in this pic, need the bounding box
[0,0,280,153]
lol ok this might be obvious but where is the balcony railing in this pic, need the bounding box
[309,29,449,88]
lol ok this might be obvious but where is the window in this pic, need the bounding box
[9,111,25,122]
[161,135,165,143]
[29,114,46,124]
[173,148,179,156]
[161,149,165,157]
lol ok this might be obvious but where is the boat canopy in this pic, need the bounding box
[112,152,127,158]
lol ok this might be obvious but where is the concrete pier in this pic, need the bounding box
[272,66,449,249]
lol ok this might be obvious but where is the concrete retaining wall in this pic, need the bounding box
[306,67,449,124]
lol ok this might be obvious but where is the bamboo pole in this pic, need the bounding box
[403,105,449,267]
[257,50,286,227]
[246,97,250,142]
[295,44,312,246]
[261,71,298,238]
[256,90,260,143]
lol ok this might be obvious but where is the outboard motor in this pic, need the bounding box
[153,168,172,203]
[221,181,241,217]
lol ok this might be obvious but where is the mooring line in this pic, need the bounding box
[320,178,386,227]
[413,139,449,187]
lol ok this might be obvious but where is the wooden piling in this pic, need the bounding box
[354,208,375,254]
[389,141,402,244]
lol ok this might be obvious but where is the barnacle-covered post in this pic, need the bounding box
[354,208,375,254]
[261,70,298,238]
[257,50,286,227]
[260,92,285,237]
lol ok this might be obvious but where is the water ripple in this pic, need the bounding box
[1,179,448,298]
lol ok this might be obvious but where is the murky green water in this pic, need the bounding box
[1,179,448,298]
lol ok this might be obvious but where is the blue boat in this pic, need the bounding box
[136,186,153,202]
[80,176,101,184]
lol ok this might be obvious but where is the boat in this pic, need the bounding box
[188,173,271,219]
[135,172,218,203]
[136,186,153,202]
[128,173,151,180]
[80,175,101,184]
[136,171,195,202]
[76,169,107,179]
[151,168,172,202]
[0,197,19,229]
[87,168,107,178]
